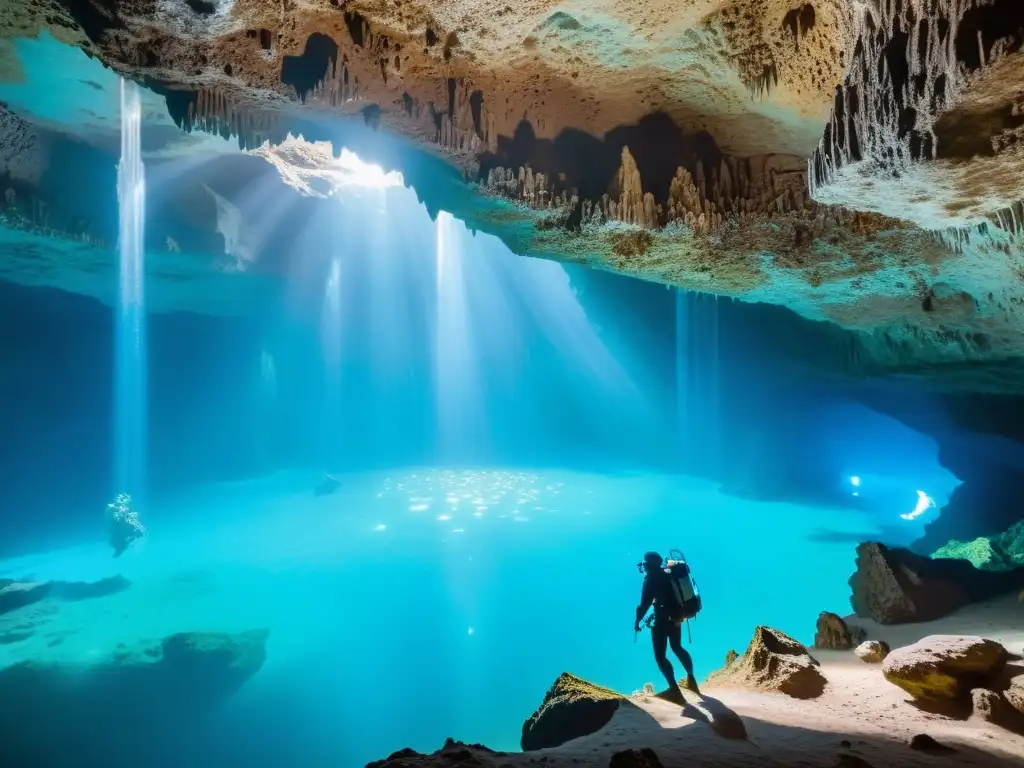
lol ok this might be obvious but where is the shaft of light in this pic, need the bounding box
[115,77,147,500]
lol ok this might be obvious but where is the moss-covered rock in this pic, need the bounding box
[932,537,1013,571]
[521,672,624,751]
[882,635,1007,701]
[706,626,827,699]
[931,520,1024,572]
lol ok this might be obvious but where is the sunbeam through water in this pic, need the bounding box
[115,77,147,501]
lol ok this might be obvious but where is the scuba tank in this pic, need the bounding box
[664,548,702,621]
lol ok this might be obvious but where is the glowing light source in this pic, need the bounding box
[334,148,403,189]
[901,490,936,521]
[849,476,861,488]
[248,137,403,195]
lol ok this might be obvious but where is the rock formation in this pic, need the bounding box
[0,628,269,764]
[706,625,827,699]
[0,1,1023,381]
[848,542,1024,624]
[1006,674,1024,715]
[971,688,1024,735]
[854,640,891,664]
[0,575,130,617]
[881,635,1007,701]
[520,672,624,751]
[367,740,503,768]
[813,611,866,650]
[932,521,1024,571]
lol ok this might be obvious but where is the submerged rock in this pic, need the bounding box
[854,640,890,664]
[814,612,866,650]
[0,575,130,616]
[882,635,1007,701]
[706,625,827,699]
[314,473,342,496]
[849,542,1024,624]
[0,628,269,764]
[521,672,624,751]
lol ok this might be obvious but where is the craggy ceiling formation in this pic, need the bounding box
[1,0,1024,383]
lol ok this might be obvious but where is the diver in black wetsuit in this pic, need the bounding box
[634,550,700,703]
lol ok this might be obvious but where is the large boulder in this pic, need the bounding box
[813,612,866,650]
[849,542,1024,624]
[882,636,1007,701]
[0,628,269,764]
[706,626,827,699]
[521,673,624,751]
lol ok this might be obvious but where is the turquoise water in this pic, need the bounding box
[0,467,882,765]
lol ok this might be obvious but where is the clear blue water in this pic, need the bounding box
[0,468,886,765]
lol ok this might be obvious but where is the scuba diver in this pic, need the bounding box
[634,550,701,704]
[107,493,145,558]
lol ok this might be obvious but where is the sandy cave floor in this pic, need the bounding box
[428,595,1024,767]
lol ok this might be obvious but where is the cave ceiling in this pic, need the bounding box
[1,0,1024,389]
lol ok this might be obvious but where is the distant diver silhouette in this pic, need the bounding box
[635,550,702,703]
[108,493,145,558]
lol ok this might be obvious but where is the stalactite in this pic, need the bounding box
[810,0,998,194]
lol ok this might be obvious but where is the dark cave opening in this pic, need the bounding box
[955,0,1024,71]
[281,33,339,103]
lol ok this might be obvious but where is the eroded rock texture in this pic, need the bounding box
[813,611,866,649]
[521,672,625,751]
[881,634,1007,701]
[0,0,1022,381]
[706,625,827,699]
[848,542,1024,624]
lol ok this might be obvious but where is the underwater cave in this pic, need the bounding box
[2,7,1024,768]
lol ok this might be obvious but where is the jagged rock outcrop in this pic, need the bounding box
[0,575,130,616]
[706,625,827,699]
[0,0,1021,381]
[0,628,268,763]
[849,542,1024,624]
[882,635,1008,701]
[971,688,1024,734]
[813,611,866,650]
[366,739,504,767]
[855,640,891,664]
[521,673,624,751]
